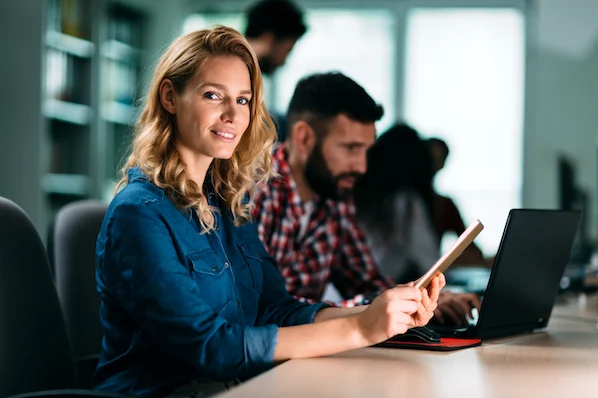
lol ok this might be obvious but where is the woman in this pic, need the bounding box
[355,123,480,326]
[354,123,439,283]
[94,27,443,397]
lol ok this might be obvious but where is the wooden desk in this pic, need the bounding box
[219,295,598,398]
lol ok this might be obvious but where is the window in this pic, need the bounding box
[183,13,244,35]
[273,9,396,133]
[403,8,525,254]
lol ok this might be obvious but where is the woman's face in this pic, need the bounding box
[172,55,252,162]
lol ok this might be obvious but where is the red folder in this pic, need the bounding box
[375,337,482,351]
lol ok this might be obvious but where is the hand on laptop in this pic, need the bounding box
[355,274,444,345]
[434,291,481,326]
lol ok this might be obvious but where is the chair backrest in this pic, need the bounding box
[0,197,77,397]
[52,200,108,360]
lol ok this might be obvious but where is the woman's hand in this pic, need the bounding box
[412,273,444,326]
[274,274,445,361]
[354,274,444,346]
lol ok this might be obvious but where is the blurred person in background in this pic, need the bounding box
[354,124,439,284]
[244,0,307,141]
[244,0,306,76]
[353,123,481,325]
[427,137,492,267]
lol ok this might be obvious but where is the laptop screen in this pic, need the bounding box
[477,209,581,338]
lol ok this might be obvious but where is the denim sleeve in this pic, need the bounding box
[101,202,278,381]
[253,239,332,327]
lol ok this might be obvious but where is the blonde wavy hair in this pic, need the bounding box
[117,26,277,231]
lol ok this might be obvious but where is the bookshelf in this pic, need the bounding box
[42,0,145,224]
[43,0,97,219]
[99,4,145,199]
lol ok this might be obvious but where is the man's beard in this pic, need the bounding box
[304,143,363,200]
[259,56,277,76]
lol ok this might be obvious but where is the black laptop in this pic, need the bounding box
[431,209,581,340]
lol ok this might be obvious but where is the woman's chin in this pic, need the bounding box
[212,151,234,160]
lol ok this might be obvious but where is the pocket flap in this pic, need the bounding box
[237,243,264,292]
[187,248,224,275]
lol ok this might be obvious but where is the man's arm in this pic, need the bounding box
[444,196,467,235]
[252,186,319,301]
[444,197,488,266]
[252,186,274,249]
[328,205,394,307]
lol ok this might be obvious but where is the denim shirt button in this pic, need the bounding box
[236,300,240,306]
[224,262,230,268]
[212,266,217,271]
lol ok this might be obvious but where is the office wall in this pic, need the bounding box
[0,0,46,235]
[523,0,598,239]
[116,0,189,93]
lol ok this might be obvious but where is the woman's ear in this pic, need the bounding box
[159,79,177,114]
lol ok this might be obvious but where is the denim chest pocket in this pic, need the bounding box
[187,248,233,312]
[237,243,264,294]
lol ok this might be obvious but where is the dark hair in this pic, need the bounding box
[427,137,450,161]
[287,72,384,139]
[245,0,307,40]
[354,123,436,239]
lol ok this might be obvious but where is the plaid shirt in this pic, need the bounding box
[253,144,394,307]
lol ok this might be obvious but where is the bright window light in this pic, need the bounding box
[403,8,525,255]
[273,10,396,133]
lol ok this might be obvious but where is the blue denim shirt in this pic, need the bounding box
[94,167,329,397]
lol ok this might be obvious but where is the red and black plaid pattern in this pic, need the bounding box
[253,144,394,307]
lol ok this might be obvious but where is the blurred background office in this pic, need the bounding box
[2,0,598,267]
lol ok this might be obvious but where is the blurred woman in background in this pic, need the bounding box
[355,123,438,283]
[355,123,479,325]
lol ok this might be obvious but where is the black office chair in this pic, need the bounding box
[51,200,109,388]
[0,197,125,398]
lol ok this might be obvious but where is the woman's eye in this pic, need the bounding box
[237,97,250,105]
[204,92,219,100]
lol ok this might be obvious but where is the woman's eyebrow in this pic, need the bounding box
[197,81,252,95]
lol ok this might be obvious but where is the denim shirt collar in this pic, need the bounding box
[126,166,227,229]
[129,166,218,199]
[127,166,148,183]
